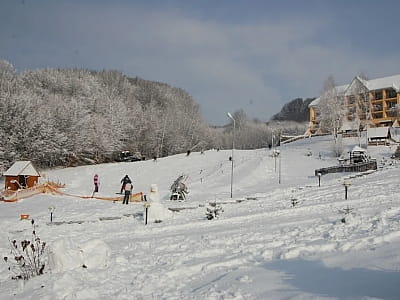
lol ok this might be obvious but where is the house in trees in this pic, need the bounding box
[307,74,400,135]
[3,161,40,191]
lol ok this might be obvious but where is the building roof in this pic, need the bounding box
[309,84,349,108]
[366,74,400,92]
[336,84,349,94]
[367,127,390,139]
[340,120,358,131]
[308,97,320,107]
[345,77,369,96]
[3,161,40,176]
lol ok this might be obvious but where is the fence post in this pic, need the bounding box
[343,180,350,200]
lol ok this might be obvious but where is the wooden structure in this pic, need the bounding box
[348,146,369,164]
[315,160,377,176]
[3,161,40,191]
[315,146,376,176]
[367,127,391,146]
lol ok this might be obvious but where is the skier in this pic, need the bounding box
[120,175,132,194]
[93,174,99,193]
[123,182,133,204]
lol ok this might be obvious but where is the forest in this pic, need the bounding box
[0,60,307,171]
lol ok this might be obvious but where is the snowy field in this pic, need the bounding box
[1,135,400,299]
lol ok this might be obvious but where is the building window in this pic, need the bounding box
[374,90,383,100]
[388,109,398,117]
[386,89,397,99]
[348,95,356,104]
[373,112,383,119]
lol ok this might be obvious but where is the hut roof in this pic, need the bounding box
[3,161,40,176]
[367,127,390,139]
[351,146,367,153]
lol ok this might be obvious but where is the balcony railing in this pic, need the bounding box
[372,112,383,119]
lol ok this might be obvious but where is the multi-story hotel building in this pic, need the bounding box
[308,74,400,135]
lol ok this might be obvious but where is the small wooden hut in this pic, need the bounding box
[367,127,391,146]
[3,161,40,191]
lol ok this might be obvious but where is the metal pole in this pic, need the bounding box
[278,154,281,184]
[230,119,235,198]
[227,113,235,198]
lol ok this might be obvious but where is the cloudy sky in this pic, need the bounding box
[1,0,400,125]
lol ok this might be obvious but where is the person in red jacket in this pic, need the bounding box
[93,174,99,193]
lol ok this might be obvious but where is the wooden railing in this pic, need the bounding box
[315,160,377,176]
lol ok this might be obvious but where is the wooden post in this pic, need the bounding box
[343,181,350,200]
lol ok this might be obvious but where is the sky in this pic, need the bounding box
[1,0,400,125]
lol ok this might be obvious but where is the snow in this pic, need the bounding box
[1,135,400,299]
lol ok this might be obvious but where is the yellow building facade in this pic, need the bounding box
[308,74,400,135]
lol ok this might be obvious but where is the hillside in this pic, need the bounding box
[0,135,399,299]
[271,97,314,122]
[1,60,302,172]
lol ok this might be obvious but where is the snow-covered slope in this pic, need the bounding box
[0,135,399,299]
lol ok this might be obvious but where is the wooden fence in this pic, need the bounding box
[315,160,377,176]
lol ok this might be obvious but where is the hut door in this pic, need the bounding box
[19,175,27,188]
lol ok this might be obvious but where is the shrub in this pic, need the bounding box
[3,219,47,280]
[206,202,224,220]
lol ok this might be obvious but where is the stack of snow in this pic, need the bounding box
[48,239,111,272]
[147,184,173,223]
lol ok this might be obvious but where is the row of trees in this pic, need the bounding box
[0,60,307,171]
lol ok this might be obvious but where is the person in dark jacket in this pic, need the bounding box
[93,174,99,193]
[120,175,132,194]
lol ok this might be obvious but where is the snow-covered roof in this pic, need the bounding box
[3,161,40,176]
[310,84,348,108]
[335,84,349,95]
[351,146,367,153]
[344,77,369,96]
[367,127,390,139]
[365,74,400,92]
[340,120,358,131]
[308,97,320,107]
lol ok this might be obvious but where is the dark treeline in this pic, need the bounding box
[0,60,307,171]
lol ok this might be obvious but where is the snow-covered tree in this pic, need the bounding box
[318,75,344,135]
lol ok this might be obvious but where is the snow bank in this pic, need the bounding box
[48,239,111,272]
